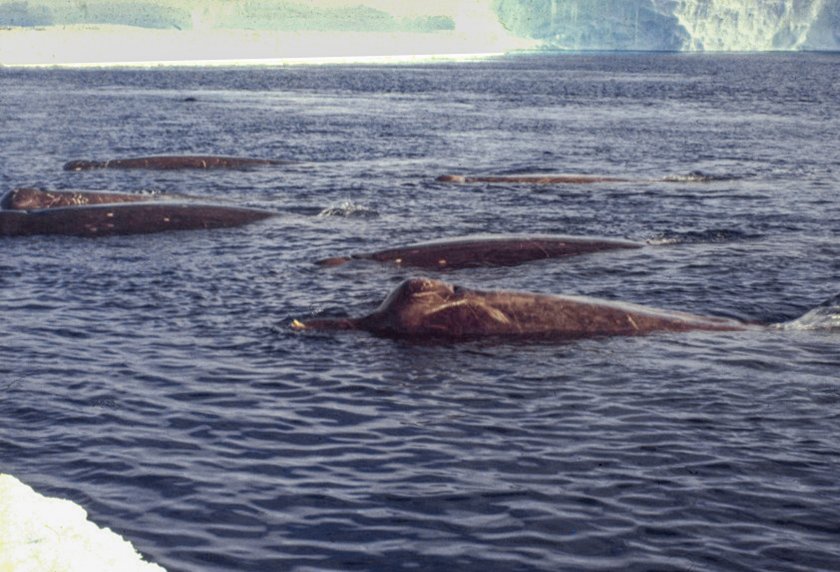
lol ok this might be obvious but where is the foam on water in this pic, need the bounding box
[645,228,763,246]
[778,294,840,331]
[661,171,743,183]
[317,200,379,218]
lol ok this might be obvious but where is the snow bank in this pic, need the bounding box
[0,474,165,572]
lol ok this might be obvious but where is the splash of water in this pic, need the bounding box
[661,170,742,182]
[645,228,762,245]
[777,294,840,331]
[317,201,379,218]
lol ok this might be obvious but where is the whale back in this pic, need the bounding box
[63,156,288,171]
[2,188,151,210]
[1,202,274,237]
[319,235,644,270]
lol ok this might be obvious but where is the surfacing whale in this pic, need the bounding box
[2,187,194,209]
[0,188,274,237]
[317,234,643,270]
[436,172,736,185]
[63,155,295,171]
[291,277,750,341]
[437,174,629,184]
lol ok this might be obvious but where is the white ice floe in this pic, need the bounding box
[0,474,165,572]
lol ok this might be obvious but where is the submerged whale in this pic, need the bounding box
[63,155,295,171]
[317,234,643,270]
[0,188,274,237]
[436,172,733,185]
[436,174,630,184]
[291,277,750,341]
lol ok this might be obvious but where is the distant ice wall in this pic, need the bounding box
[493,0,840,51]
[675,0,838,50]
[3,0,838,52]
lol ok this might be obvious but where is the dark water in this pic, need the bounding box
[1,53,839,571]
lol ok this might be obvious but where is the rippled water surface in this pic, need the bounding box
[1,53,839,571]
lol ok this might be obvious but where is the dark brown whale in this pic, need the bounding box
[63,155,295,171]
[1,187,196,210]
[318,235,643,270]
[0,188,274,237]
[291,277,749,341]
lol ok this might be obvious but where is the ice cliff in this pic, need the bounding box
[493,0,840,51]
[2,0,838,52]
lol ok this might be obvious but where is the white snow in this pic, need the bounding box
[0,474,165,572]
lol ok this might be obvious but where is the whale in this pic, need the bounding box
[1,187,196,210]
[317,234,644,270]
[436,174,630,184]
[0,188,274,237]
[436,172,733,185]
[291,277,750,341]
[63,155,295,171]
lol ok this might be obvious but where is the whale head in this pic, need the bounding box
[1,188,51,210]
[359,278,494,337]
[291,278,457,334]
[374,277,457,314]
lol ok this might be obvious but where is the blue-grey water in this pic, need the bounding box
[1,53,839,572]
